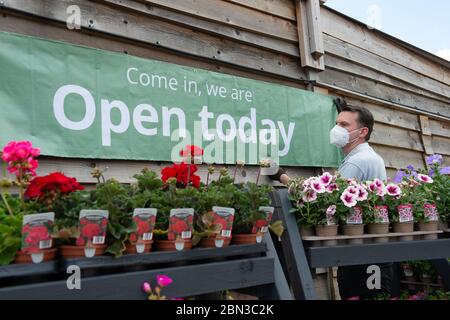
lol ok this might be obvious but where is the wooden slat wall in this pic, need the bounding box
[0,0,448,184]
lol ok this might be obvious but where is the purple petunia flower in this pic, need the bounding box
[440,167,450,175]
[406,165,415,171]
[426,154,443,166]
[393,170,406,183]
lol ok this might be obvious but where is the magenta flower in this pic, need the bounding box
[340,192,357,208]
[156,274,173,287]
[142,282,152,293]
[1,140,40,177]
[302,188,317,202]
[326,205,336,216]
[319,172,333,186]
[356,185,368,201]
[345,186,359,195]
[325,183,338,193]
[386,184,401,197]
[417,174,433,184]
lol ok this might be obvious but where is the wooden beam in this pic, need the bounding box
[295,0,325,71]
[419,115,435,156]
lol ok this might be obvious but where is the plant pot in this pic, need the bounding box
[367,223,389,234]
[125,241,153,254]
[14,248,57,264]
[198,237,231,248]
[438,221,448,230]
[393,222,414,233]
[342,224,364,236]
[231,233,263,245]
[417,220,438,232]
[59,244,107,259]
[315,224,338,237]
[153,239,193,252]
[299,225,314,237]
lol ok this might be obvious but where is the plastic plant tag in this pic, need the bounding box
[21,212,55,255]
[252,206,274,234]
[256,232,263,243]
[77,210,109,248]
[130,208,157,243]
[398,205,414,223]
[168,208,194,241]
[211,206,235,238]
[346,206,363,224]
[424,204,438,222]
[374,206,389,223]
[214,238,224,248]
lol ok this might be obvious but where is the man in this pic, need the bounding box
[270,98,399,299]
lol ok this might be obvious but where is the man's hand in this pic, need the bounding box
[268,167,287,183]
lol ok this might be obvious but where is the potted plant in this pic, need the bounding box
[424,155,449,228]
[339,180,368,236]
[127,168,164,254]
[0,193,24,265]
[194,174,236,248]
[360,179,390,235]
[414,173,439,232]
[384,177,415,233]
[290,172,348,237]
[232,181,273,244]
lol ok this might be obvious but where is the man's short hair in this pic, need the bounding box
[334,98,374,141]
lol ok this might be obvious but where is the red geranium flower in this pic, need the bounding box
[25,172,84,200]
[81,223,101,239]
[137,221,150,235]
[161,162,201,188]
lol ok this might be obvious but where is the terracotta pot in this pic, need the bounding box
[417,220,438,232]
[367,223,389,234]
[299,225,314,237]
[125,241,153,254]
[14,248,57,264]
[342,224,364,236]
[231,234,263,245]
[153,239,193,251]
[198,237,231,248]
[315,224,338,237]
[59,244,107,259]
[393,221,414,233]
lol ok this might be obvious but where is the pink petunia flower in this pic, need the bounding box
[302,189,317,202]
[310,178,326,193]
[417,174,433,184]
[385,184,401,197]
[319,172,333,186]
[341,192,357,208]
[356,185,368,201]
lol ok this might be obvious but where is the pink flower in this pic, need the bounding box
[302,188,317,202]
[142,282,152,293]
[302,177,314,188]
[417,174,433,184]
[326,205,336,216]
[376,186,387,197]
[386,184,401,197]
[319,172,333,186]
[156,274,173,287]
[345,186,359,196]
[356,185,368,201]
[366,181,377,192]
[340,192,357,208]
[374,179,384,188]
[310,178,325,193]
[325,183,338,193]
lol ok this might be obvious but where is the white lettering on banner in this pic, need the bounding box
[52,84,295,155]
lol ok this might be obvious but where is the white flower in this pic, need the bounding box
[340,191,357,208]
[385,184,401,197]
[417,174,433,184]
[302,189,317,202]
[356,185,368,201]
[310,178,326,194]
[319,172,333,186]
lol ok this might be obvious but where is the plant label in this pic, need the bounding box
[211,206,235,238]
[374,206,389,224]
[424,204,438,222]
[252,206,274,234]
[346,206,363,224]
[398,205,414,223]
[77,210,109,246]
[131,208,157,242]
[21,212,55,254]
[169,208,194,241]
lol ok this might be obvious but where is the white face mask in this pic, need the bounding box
[329,125,361,148]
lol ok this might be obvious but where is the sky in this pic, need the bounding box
[325,0,450,61]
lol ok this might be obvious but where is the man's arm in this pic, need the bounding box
[268,167,291,184]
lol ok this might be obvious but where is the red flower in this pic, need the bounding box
[179,145,204,158]
[137,221,150,235]
[76,237,85,246]
[171,219,189,234]
[25,172,84,200]
[25,226,50,244]
[81,223,101,239]
[161,162,201,188]
[129,233,137,242]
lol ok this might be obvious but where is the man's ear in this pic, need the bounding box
[360,127,369,140]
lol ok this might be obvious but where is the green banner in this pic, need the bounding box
[0,31,342,166]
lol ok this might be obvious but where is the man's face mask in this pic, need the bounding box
[329,125,362,148]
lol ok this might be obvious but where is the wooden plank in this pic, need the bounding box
[295,0,324,70]
[224,0,296,21]
[140,0,299,42]
[324,34,450,100]
[371,144,425,170]
[429,119,450,138]
[320,68,450,118]
[431,136,450,156]
[344,98,421,132]
[321,6,450,86]
[34,157,316,184]
[302,230,443,241]
[100,0,300,57]
[308,239,450,268]
[0,13,307,90]
[324,53,450,104]
[371,122,424,152]
[419,116,432,136]
[305,0,324,59]
[1,0,306,80]
[61,243,267,270]
[0,257,275,299]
